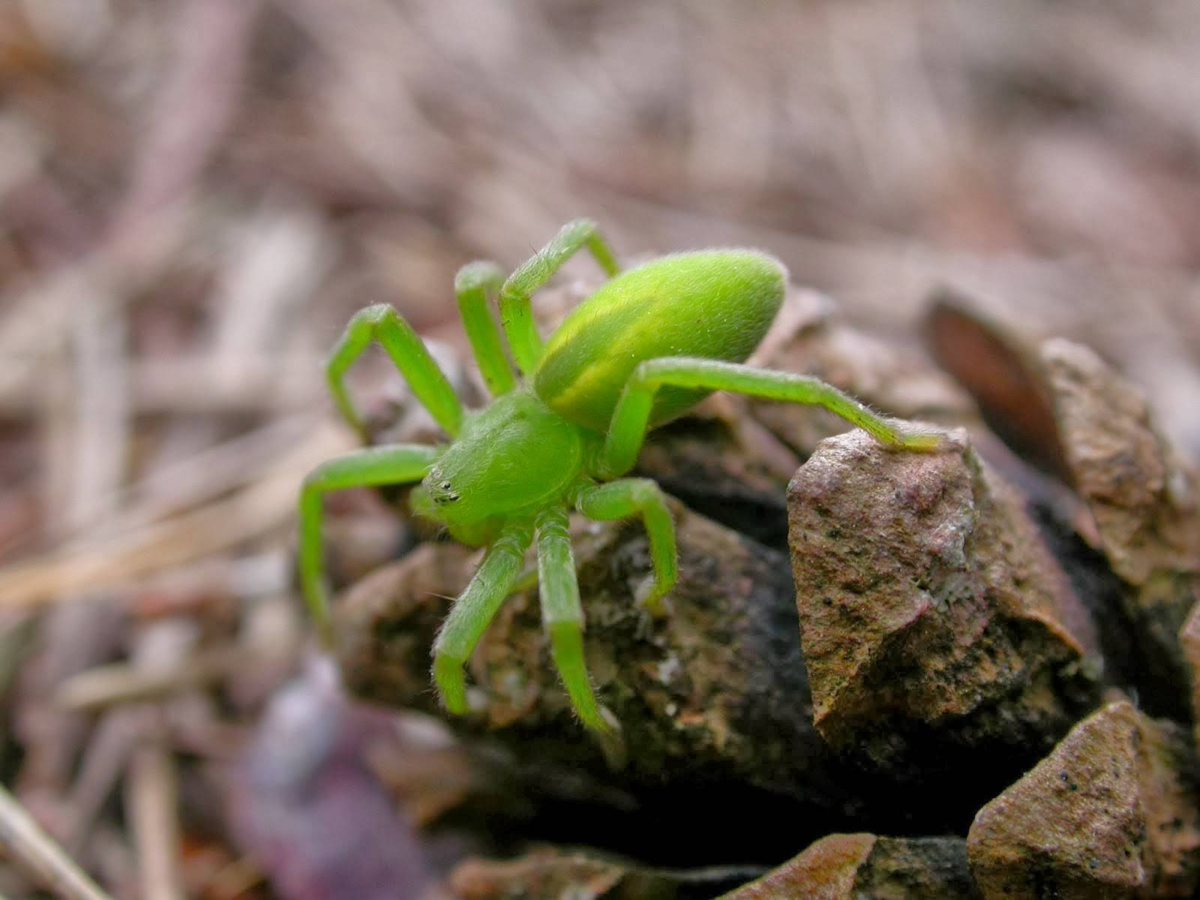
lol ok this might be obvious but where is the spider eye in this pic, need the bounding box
[440,481,452,489]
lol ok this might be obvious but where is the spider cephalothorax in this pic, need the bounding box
[299,219,945,739]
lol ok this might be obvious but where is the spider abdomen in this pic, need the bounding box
[533,250,785,433]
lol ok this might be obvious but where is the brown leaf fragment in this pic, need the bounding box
[449,848,650,900]
[788,428,1100,779]
[967,700,1200,899]
[924,293,1069,479]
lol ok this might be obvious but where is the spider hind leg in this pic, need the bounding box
[600,356,950,477]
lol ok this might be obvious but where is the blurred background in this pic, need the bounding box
[1,1,1200,898]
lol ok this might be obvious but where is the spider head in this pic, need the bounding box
[426,474,462,507]
[412,389,584,531]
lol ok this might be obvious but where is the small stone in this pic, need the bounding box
[788,428,1100,781]
[1043,339,1200,715]
[1042,339,1200,586]
[722,834,980,899]
[967,700,1200,900]
[1179,604,1200,752]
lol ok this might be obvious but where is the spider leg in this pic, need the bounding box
[572,479,677,617]
[598,357,949,478]
[500,219,620,376]
[534,504,609,733]
[454,261,516,397]
[326,304,463,440]
[299,444,441,643]
[432,518,534,714]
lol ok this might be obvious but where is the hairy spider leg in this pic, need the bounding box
[500,218,620,376]
[299,443,441,643]
[533,504,609,733]
[598,357,949,478]
[572,479,677,617]
[432,518,534,715]
[454,261,516,397]
[326,304,464,439]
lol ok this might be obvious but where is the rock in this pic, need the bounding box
[336,501,820,784]
[1179,605,1200,750]
[1042,339,1200,717]
[722,833,979,900]
[788,428,1101,786]
[333,502,866,861]
[967,700,1200,900]
[1042,340,1200,586]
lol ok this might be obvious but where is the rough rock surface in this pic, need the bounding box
[332,501,879,860]
[1043,339,1200,715]
[722,833,979,900]
[787,428,1101,782]
[1181,605,1200,749]
[967,700,1200,899]
[336,501,822,785]
[1042,339,1200,585]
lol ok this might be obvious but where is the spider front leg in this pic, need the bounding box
[571,479,677,617]
[326,304,463,440]
[500,218,620,376]
[299,444,441,643]
[598,357,949,478]
[433,518,534,714]
[533,504,609,733]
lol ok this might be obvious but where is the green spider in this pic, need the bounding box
[299,219,944,737]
